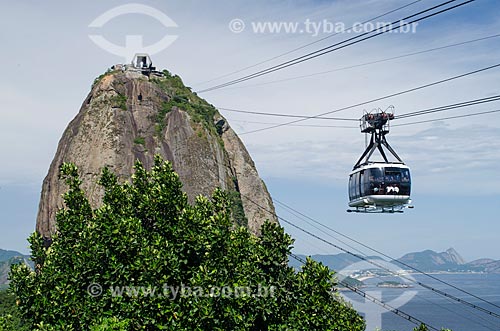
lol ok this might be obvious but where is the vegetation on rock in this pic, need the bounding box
[133,137,145,146]
[151,71,219,136]
[109,93,127,111]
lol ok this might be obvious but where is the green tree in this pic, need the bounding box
[9,156,365,330]
[0,289,28,331]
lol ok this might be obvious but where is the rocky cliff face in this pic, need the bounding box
[444,248,466,265]
[36,68,277,238]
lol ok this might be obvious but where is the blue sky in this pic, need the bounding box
[1,0,499,261]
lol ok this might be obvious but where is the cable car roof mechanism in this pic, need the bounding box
[347,106,414,213]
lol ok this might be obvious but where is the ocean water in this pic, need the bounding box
[341,273,500,331]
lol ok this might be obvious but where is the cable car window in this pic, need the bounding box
[401,169,411,183]
[367,168,384,182]
[354,172,360,198]
[350,174,356,200]
[348,175,354,199]
[400,168,411,195]
[384,168,403,183]
[360,171,365,196]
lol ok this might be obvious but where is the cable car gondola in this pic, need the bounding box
[347,107,413,213]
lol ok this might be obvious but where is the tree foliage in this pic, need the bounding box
[9,156,364,330]
[0,289,29,331]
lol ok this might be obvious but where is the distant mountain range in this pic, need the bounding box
[395,248,500,273]
[2,247,499,288]
[291,248,500,274]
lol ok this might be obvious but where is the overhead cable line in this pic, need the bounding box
[195,150,500,323]
[275,199,500,312]
[215,33,500,91]
[238,62,500,135]
[218,107,358,121]
[195,0,424,86]
[206,170,500,320]
[395,95,500,119]
[226,106,500,130]
[394,108,500,126]
[197,0,474,93]
[272,209,500,320]
[198,0,463,92]
[191,154,445,330]
[282,208,500,331]
[221,185,500,319]
[217,94,500,123]
[229,119,356,129]
[289,253,441,331]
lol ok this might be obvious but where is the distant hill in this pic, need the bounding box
[394,248,466,271]
[467,258,500,273]
[0,249,26,263]
[0,249,31,287]
[394,248,500,273]
[292,248,500,274]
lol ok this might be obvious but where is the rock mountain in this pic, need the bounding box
[396,247,467,270]
[393,248,500,273]
[36,67,277,238]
